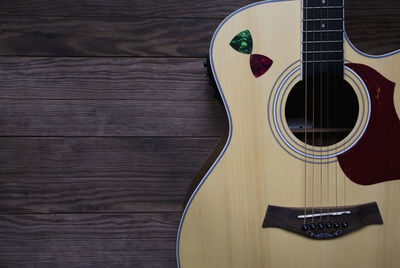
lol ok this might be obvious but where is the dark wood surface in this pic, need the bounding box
[0,0,398,267]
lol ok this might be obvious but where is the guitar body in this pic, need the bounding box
[177,1,400,267]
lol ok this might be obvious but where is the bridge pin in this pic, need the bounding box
[302,224,308,231]
[309,223,316,230]
[342,221,348,228]
[334,222,340,228]
[318,223,324,229]
[325,222,332,229]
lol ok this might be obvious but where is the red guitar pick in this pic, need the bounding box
[250,54,273,78]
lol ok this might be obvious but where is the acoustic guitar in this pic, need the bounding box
[177,0,400,267]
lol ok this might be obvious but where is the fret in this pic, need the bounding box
[303,43,343,53]
[303,41,343,49]
[302,52,344,61]
[303,6,343,9]
[303,50,343,53]
[303,30,343,33]
[303,18,343,21]
[303,40,344,44]
[304,32,343,42]
[303,0,343,7]
[303,20,343,31]
[302,60,343,63]
[302,40,343,43]
[303,9,343,20]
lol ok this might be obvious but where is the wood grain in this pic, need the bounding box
[0,57,214,100]
[0,2,398,57]
[0,17,219,57]
[0,213,178,251]
[0,0,254,18]
[0,100,226,136]
[0,137,218,179]
[0,213,177,267]
[1,0,398,267]
[345,0,400,55]
[0,251,176,268]
[0,178,189,213]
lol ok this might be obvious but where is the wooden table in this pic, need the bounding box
[0,0,398,267]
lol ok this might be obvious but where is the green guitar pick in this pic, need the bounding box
[229,30,253,54]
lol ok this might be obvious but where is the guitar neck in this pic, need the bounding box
[302,0,344,79]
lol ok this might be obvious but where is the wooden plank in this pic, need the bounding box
[0,0,253,18]
[345,1,400,55]
[1,0,398,23]
[0,178,188,213]
[0,17,219,57]
[0,57,214,100]
[0,3,398,57]
[0,213,178,251]
[0,99,226,136]
[0,251,176,268]
[0,137,219,179]
[345,0,400,18]
[0,213,177,267]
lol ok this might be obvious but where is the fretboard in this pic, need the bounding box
[302,0,344,79]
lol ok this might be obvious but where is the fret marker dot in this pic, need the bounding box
[322,23,326,28]
[322,0,326,4]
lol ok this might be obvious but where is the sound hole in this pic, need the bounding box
[285,74,358,146]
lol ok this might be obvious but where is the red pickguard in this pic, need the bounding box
[338,63,400,185]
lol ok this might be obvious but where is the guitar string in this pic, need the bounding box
[321,0,325,220]
[303,0,309,224]
[339,0,345,221]
[325,0,330,222]
[335,0,344,219]
[337,0,341,222]
[305,0,348,224]
[312,0,316,223]
[342,0,347,220]
[319,0,323,223]
[334,0,338,218]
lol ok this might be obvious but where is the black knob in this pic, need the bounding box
[342,221,348,228]
[318,223,324,229]
[302,224,308,231]
[334,222,340,228]
[309,223,316,230]
[325,222,332,229]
